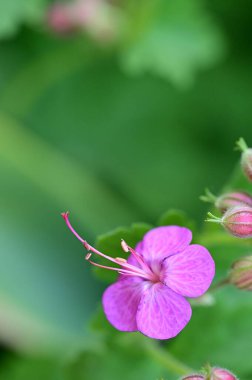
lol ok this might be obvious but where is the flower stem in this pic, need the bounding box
[145,340,193,376]
[209,277,230,292]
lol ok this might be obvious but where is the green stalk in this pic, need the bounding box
[145,340,194,376]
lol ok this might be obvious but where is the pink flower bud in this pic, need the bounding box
[236,137,252,182]
[211,367,237,380]
[182,376,205,380]
[230,255,252,291]
[241,149,252,181]
[201,189,252,213]
[222,206,252,238]
[215,192,252,213]
[181,367,237,380]
[207,206,252,238]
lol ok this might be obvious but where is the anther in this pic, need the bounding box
[115,257,127,263]
[121,239,129,252]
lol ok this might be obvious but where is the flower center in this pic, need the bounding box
[61,212,158,282]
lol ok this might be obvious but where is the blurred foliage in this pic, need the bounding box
[120,0,225,87]
[0,0,226,86]
[0,0,47,38]
[0,354,62,380]
[64,338,165,380]
[0,0,252,379]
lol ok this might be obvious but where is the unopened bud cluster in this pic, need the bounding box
[204,138,252,239]
[182,367,237,380]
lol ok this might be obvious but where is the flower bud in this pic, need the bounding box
[222,206,252,238]
[236,137,252,182]
[207,206,252,238]
[241,150,252,181]
[201,189,252,213]
[211,367,237,380]
[230,256,252,291]
[182,367,238,380]
[182,376,205,380]
[215,192,252,213]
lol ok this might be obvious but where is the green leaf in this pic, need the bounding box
[158,209,196,235]
[94,222,152,282]
[120,0,225,87]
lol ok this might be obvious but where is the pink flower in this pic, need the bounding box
[62,212,215,340]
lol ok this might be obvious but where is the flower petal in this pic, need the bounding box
[102,277,145,332]
[161,244,215,298]
[136,283,192,339]
[137,226,192,263]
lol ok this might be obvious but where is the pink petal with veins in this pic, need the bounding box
[136,283,192,339]
[102,277,146,331]
[138,226,192,264]
[161,244,215,298]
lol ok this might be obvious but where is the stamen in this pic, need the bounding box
[121,239,153,275]
[62,212,155,281]
[85,253,92,260]
[87,259,153,280]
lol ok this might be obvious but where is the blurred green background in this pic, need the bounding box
[0,0,252,379]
